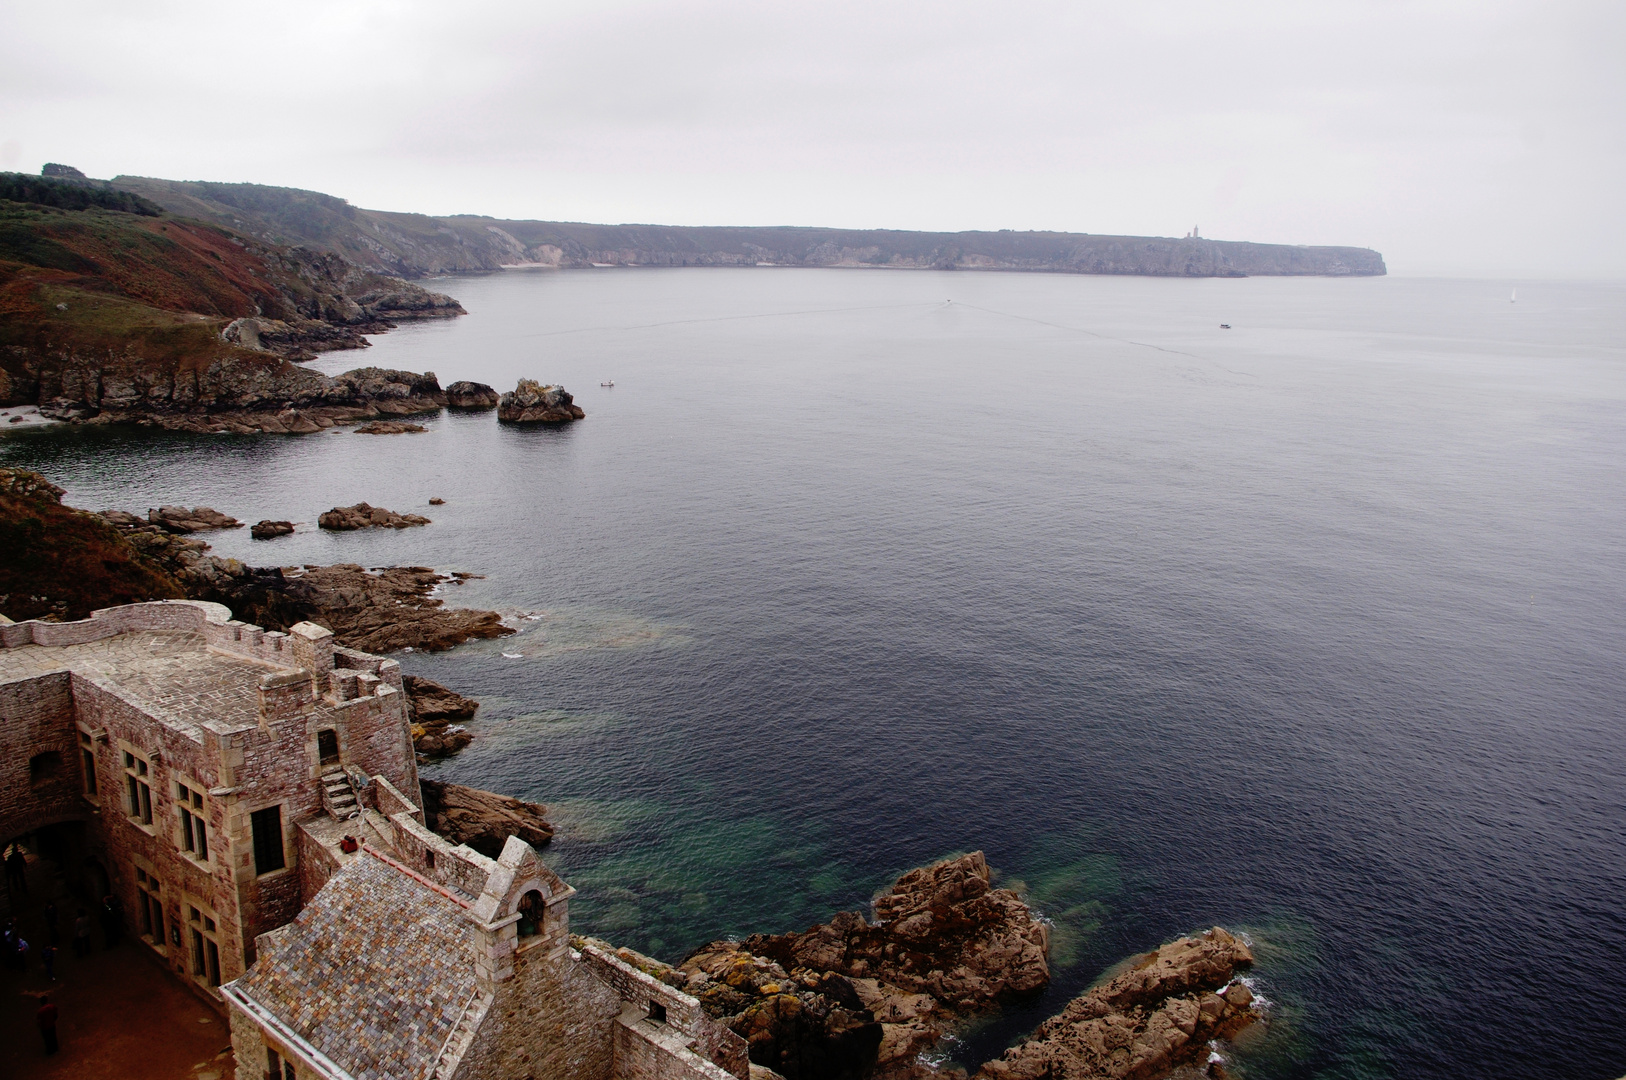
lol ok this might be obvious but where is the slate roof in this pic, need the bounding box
[231,849,478,1080]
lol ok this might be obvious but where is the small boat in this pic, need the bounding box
[1220,323,1231,329]
[600,379,615,387]
[1510,289,1517,303]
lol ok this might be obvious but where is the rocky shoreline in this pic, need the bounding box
[576,852,1261,1080]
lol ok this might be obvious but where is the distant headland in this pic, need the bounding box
[108,173,1386,280]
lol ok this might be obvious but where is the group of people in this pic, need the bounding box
[3,843,129,1057]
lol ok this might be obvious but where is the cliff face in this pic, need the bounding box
[0,173,464,420]
[110,176,1386,280]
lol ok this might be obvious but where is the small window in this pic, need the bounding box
[29,751,63,785]
[268,1048,296,1080]
[123,750,153,825]
[187,904,222,987]
[177,782,210,862]
[424,850,436,869]
[648,1001,668,1024]
[251,806,285,875]
[517,889,545,938]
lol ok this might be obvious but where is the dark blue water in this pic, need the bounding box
[6,269,1625,1079]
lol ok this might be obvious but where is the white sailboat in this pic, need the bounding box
[1510,288,1517,303]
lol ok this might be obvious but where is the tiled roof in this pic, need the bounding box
[232,849,478,1080]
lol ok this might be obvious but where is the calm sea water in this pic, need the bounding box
[6,269,1625,1079]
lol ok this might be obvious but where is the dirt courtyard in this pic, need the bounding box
[3,852,236,1080]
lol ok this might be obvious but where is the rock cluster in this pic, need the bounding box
[679,852,1052,1080]
[317,503,430,530]
[28,365,449,435]
[250,520,295,539]
[404,675,479,758]
[89,505,511,653]
[975,929,1258,1080]
[352,420,425,435]
[497,380,585,423]
[418,779,554,858]
[139,506,243,533]
[445,380,500,409]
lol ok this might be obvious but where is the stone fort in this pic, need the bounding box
[0,599,750,1080]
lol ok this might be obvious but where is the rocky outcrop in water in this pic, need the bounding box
[677,852,1051,1080]
[418,778,554,857]
[20,360,449,435]
[86,504,512,653]
[318,503,430,530]
[404,674,479,757]
[446,380,500,409]
[251,520,294,539]
[975,929,1258,1080]
[497,379,585,423]
[353,420,425,434]
[147,505,243,533]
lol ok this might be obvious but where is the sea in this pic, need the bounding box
[4,268,1624,1080]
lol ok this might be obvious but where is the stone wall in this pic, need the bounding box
[452,948,625,1080]
[613,1009,743,1080]
[0,671,82,840]
[579,943,750,1080]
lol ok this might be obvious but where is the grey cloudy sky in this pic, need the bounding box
[3,0,1622,277]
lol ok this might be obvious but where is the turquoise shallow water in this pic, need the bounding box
[5,269,1626,1079]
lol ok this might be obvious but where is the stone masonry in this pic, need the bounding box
[2,601,751,1080]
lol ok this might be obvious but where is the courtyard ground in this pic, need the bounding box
[2,849,236,1080]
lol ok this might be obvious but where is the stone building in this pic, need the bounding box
[0,599,420,997]
[1,600,749,1080]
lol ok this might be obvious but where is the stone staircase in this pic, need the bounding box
[320,768,359,820]
[432,988,494,1079]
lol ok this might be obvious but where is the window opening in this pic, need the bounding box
[251,806,285,875]
[188,905,222,987]
[29,751,63,785]
[176,782,210,862]
[517,889,545,938]
[316,728,340,766]
[124,751,153,825]
[135,867,164,947]
[648,1001,668,1024]
[79,731,97,798]
[268,1048,296,1080]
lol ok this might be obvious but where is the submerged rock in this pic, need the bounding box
[148,505,243,533]
[250,520,295,539]
[446,380,500,409]
[352,420,426,435]
[497,379,585,423]
[419,778,553,857]
[317,503,430,530]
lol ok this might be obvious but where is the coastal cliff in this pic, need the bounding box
[0,171,464,425]
[110,175,1385,280]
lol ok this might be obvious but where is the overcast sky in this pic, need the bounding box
[2,0,1622,277]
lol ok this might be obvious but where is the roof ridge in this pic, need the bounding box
[362,843,474,909]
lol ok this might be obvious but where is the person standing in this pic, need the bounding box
[4,845,26,894]
[73,909,92,958]
[99,894,122,948]
[36,994,60,1055]
[41,942,57,981]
